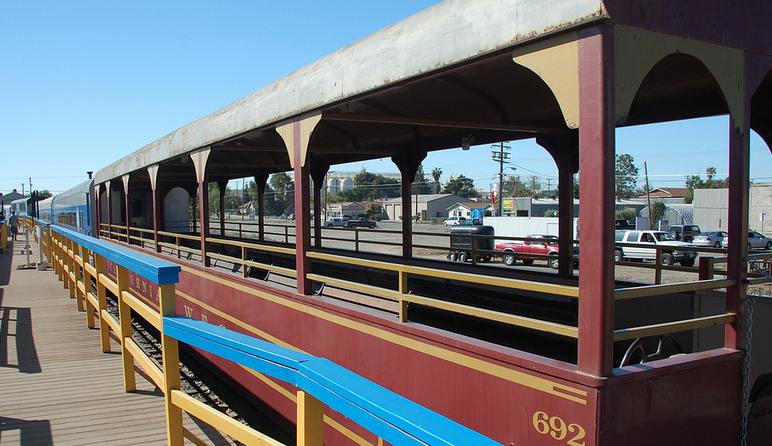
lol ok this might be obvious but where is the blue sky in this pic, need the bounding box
[1,1,769,196]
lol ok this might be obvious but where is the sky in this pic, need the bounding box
[1,1,769,196]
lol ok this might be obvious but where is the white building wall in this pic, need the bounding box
[693,189,729,232]
[485,216,578,244]
[751,184,772,236]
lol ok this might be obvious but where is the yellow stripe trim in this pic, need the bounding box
[178,266,587,405]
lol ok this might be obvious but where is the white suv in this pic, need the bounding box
[615,230,697,267]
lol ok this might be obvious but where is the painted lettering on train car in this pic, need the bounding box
[531,411,586,446]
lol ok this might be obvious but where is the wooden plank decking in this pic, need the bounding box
[0,237,235,445]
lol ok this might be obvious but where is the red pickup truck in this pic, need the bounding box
[495,234,571,269]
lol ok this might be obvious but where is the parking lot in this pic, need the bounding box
[216,217,772,293]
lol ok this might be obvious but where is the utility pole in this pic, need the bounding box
[491,141,510,216]
[644,161,653,229]
[29,177,32,196]
[21,183,25,196]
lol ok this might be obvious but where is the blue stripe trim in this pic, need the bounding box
[163,316,501,446]
[49,224,180,285]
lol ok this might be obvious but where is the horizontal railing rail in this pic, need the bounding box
[307,250,580,339]
[43,220,499,446]
[204,236,296,278]
[94,219,753,352]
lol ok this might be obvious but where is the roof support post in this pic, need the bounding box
[254,173,270,242]
[94,184,102,237]
[392,150,427,258]
[217,179,228,237]
[725,58,753,350]
[310,161,330,248]
[276,112,322,295]
[577,25,615,377]
[538,131,579,279]
[191,148,212,267]
[148,165,161,252]
[106,180,113,240]
[122,174,131,244]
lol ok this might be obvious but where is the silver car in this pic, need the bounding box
[722,231,772,250]
[692,231,728,248]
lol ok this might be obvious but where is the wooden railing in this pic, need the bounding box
[0,223,7,254]
[307,250,580,339]
[204,236,296,279]
[157,230,202,259]
[94,220,746,346]
[43,221,500,446]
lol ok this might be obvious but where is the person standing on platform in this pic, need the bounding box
[9,211,18,241]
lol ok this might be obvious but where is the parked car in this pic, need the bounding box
[692,231,728,248]
[346,217,377,229]
[324,217,348,228]
[668,224,701,242]
[722,231,772,250]
[444,216,467,226]
[447,225,494,263]
[615,230,697,267]
[495,234,577,269]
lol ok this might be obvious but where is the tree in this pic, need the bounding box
[684,166,728,203]
[431,167,443,194]
[651,202,667,228]
[363,202,383,219]
[442,175,478,197]
[527,176,541,195]
[615,153,639,199]
[208,183,240,217]
[501,175,529,197]
[33,189,52,199]
[573,174,579,199]
[328,169,400,203]
[615,207,638,222]
[412,164,432,195]
[544,209,557,217]
[267,172,294,215]
[705,166,717,181]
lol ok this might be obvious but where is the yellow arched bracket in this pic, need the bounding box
[190,147,211,184]
[615,25,745,129]
[513,33,579,129]
[276,111,322,169]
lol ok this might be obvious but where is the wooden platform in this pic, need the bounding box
[0,238,234,446]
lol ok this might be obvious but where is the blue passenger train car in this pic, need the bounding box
[48,180,94,236]
[37,196,54,222]
[10,197,29,218]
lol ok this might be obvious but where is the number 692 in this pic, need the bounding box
[531,411,586,446]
